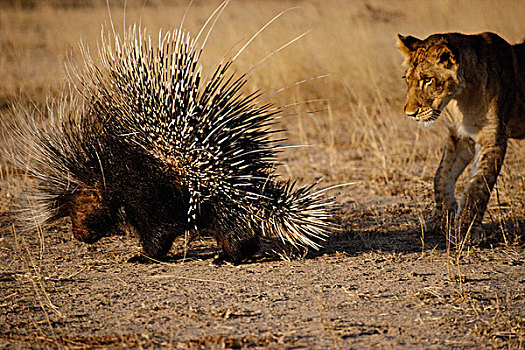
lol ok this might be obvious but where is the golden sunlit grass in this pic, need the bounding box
[0,2,524,347]
[1,0,524,238]
[1,2,524,253]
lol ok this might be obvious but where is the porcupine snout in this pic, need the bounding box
[67,188,115,244]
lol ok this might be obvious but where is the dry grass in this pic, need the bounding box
[2,1,524,188]
[1,0,524,271]
[1,0,525,348]
[0,0,523,256]
[0,0,515,228]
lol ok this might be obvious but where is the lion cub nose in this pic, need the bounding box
[404,106,419,118]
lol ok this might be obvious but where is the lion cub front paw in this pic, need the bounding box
[424,208,485,246]
[453,215,484,246]
[424,208,455,234]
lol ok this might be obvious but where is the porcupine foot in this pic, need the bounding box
[212,232,260,265]
[127,254,160,264]
[132,221,180,263]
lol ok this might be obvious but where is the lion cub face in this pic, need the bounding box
[397,34,464,124]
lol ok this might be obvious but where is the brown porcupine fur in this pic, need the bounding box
[2,91,194,258]
[4,18,338,264]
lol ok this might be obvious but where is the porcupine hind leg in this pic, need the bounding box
[210,209,261,265]
[213,232,260,265]
[213,231,260,265]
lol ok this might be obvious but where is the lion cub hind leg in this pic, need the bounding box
[427,134,474,233]
[456,130,508,244]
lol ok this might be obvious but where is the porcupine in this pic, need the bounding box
[6,17,338,264]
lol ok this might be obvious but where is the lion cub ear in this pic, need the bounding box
[436,44,458,69]
[397,34,422,56]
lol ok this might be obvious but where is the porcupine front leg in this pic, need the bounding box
[455,127,507,244]
[428,133,475,233]
[126,188,185,262]
[142,226,174,258]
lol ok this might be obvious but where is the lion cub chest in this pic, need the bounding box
[442,100,487,140]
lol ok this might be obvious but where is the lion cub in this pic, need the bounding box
[397,32,525,243]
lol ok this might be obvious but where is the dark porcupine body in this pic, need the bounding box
[4,95,190,255]
[8,21,338,264]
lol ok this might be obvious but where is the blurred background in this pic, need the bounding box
[1,0,524,228]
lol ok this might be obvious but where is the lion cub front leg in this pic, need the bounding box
[429,134,474,232]
[456,129,507,243]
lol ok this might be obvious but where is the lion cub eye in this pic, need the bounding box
[422,77,434,87]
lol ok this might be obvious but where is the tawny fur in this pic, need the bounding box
[397,32,525,243]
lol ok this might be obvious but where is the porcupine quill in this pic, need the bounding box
[4,2,339,264]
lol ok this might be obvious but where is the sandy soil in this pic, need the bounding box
[1,186,524,349]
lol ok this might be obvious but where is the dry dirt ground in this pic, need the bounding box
[1,1,525,349]
[1,186,524,349]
